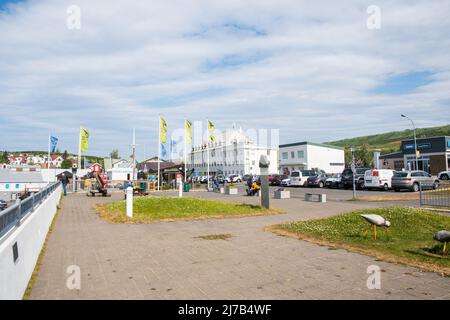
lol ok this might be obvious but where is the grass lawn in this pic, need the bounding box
[96,197,282,223]
[270,206,450,275]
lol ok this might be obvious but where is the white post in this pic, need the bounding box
[126,186,133,218]
[178,180,183,198]
[47,135,51,182]
[184,119,187,183]
[207,119,210,191]
[158,118,161,191]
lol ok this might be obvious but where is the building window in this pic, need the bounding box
[291,152,295,159]
[297,151,304,158]
[282,152,288,160]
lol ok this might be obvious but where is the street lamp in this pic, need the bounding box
[401,114,419,170]
[350,147,356,200]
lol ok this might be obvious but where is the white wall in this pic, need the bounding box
[279,144,345,174]
[306,144,345,174]
[0,185,62,300]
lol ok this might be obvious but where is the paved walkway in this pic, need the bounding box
[29,191,450,300]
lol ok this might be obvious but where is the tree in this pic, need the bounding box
[355,144,373,167]
[62,150,69,160]
[110,149,119,159]
[61,159,73,169]
[0,151,9,164]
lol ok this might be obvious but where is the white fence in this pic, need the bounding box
[0,183,62,300]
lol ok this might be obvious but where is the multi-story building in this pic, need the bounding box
[188,129,278,176]
[279,142,345,174]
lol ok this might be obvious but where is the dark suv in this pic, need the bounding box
[341,168,370,190]
[305,173,329,188]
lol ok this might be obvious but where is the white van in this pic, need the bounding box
[289,170,318,187]
[364,169,395,191]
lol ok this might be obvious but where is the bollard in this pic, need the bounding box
[259,155,270,209]
[126,187,133,218]
[179,181,183,198]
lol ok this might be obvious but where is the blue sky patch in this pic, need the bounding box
[373,71,434,95]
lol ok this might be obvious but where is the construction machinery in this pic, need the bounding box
[86,172,109,197]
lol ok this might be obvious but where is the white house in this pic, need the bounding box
[0,168,48,193]
[188,128,279,176]
[279,142,345,174]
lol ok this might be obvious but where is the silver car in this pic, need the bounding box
[392,170,439,192]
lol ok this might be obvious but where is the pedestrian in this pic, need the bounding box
[60,173,69,196]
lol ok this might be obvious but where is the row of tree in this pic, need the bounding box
[344,144,374,168]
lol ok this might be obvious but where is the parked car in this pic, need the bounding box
[392,170,439,192]
[0,200,7,211]
[305,173,329,188]
[200,176,209,184]
[325,173,341,188]
[364,169,396,191]
[438,171,450,180]
[271,174,288,186]
[281,177,291,186]
[225,175,242,183]
[341,168,370,190]
[287,170,320,187]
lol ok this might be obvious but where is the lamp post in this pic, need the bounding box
[401,114,419,170]
[350,147,356,200]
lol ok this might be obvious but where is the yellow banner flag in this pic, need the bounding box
[160,117,167,144]
[79,127,89,153]
[185,120,193,144]
[208,120,215,142]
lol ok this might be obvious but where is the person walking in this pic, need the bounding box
[60,173,69,196]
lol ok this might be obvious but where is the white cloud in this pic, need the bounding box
[0,0,449,158]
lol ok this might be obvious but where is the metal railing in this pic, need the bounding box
[419,181,450,208]
[0,182,61,239]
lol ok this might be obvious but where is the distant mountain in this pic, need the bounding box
[327,124,450,154]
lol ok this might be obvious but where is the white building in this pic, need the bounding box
[188,129,278,176]
[0,168,48,193]
[279,142,345,174]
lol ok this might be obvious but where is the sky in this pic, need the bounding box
[0,0,449,159]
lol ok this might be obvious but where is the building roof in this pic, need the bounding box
[379,151,403,159]
[0,169,45,183]
[279,141,344,150]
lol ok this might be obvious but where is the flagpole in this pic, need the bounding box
[184,118,187,183]
[207,118,210,191]
[47,134,51,182]
[158,117,161,191]
[78,126,82,170]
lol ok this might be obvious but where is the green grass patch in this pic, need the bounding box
[97,197,282,223]
[272,206,450,275]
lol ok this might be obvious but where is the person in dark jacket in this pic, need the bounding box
[59,173,69,196]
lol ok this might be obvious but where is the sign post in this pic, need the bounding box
[126,187,133,218]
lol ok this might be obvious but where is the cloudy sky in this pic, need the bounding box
[0,0,449,159]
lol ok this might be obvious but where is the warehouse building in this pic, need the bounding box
[279,142,345,174]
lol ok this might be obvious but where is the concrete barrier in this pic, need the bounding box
[0,185,62,300]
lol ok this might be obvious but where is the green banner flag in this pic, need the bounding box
[160,117,167,144]
[185,120,193,144]
[208,120,215,142]
[80,127,89,153]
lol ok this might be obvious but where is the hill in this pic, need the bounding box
[327,124,450,154]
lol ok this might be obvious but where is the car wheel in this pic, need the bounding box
[433,181,439,190]
[319,182,324,188]
[383,183,389,192]
[412,183,420,192]
[441,174,449,180]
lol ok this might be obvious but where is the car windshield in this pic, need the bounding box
[291,172,300,177]
[394,172,408,177]
[301,170,315,176]
[356,169,368,174]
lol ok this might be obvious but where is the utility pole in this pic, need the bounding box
[401,114,419,170]
[132,128,136,182]
[351,147,356,200]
